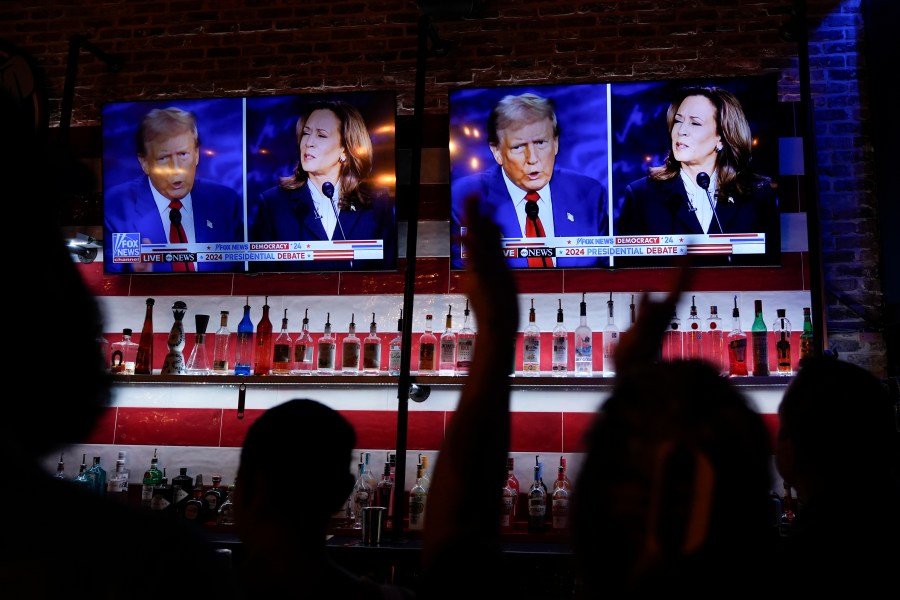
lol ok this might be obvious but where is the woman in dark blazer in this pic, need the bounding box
[617,86,779,266]
[250,100,397,272]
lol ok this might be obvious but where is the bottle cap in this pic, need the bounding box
[123,328,132,336]
[195,314,210,335]
[777,308,786,317]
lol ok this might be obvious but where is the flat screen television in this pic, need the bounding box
[448,75,781,269]
[102,91,398,274]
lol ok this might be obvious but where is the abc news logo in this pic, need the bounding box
[502,248,556,258]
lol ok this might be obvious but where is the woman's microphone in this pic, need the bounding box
[697,172,724,234]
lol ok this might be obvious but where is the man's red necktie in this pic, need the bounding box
[168,200,195,272]
[524,191,550,268]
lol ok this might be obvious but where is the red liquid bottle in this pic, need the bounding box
[253,296,273,375]
[134,298,156,375]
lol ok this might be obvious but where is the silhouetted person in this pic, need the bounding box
[774,356,900,593]
[569,265,778,598]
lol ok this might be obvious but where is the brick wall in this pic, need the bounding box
[0,0,886,376]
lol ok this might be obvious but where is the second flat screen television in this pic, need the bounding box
[448,75,781,270]
[102,91,398,274]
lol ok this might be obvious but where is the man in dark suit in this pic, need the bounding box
[104,107,244,273]
[451,93,608,269]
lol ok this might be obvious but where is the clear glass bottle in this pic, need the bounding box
[417,454,431,493]
[523,299,542,376]
[186,313,211,375]
[234,298,254,376]
[341,313,361,375]
[506,457,520,521]
[707,305,726,374]
[799,306,813,366]
[418,314,437,375]
[751,299,770,376]
[455,300,475,375]
[439,305,457,376]
[376,461,394,517]
[253,297,273,375]
[779,481,796,538]
[527,463,547,534]
[106,450,129,501]
[363,313,382,374]
[212,310,231,375]
[727,295,749,377]
[551,299,568,376]
[408,461,427,531]
[317,312,336,374]
[574,293,593,377]
[684,296,704,360]
[110,328,139,375]
[501,476,517,531]
[773,308,793,376]
[134,297,155,375]
[217,481,237,525]
[74,454,92,491]
[388,310,404,376]
[351,460,373,529]
[271,309,293,375]
[602,292,619,376]
[662,309,683,362]
[292,308,315,375]
[551,464,569,530]
[54,452,65,479]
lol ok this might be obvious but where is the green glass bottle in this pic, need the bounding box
[751,299,769,376]
[799,307,813,366]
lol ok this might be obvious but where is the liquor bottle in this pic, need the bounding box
[185,313,211,375]
[253,297,273,375]
[523,299,542,376]
[684,296,703,360]
[376,461,394,520]
[110,328,139,375]
[150,473,174,514]
[161,300,188,375]
[203,475,227,522]
[212,310,231,374]
[54,452,65,479]
[362,452,379,492]
[506,457,520,521]
[362,313,382,374]
[773,308,793,376]
[602,292,619,376]
[727,296,749,376]
[234,298,254,376]
[706,305,726,375]
[662,309,683,362]
[217,481,236,525]
[341,313,361,375]
[182,474,208,523]
[408,461,427,531]
[456,300,475,375]
[134,297,156,375]
[417,454,432,492]
[141,449,163,508]
[751,299,770,376]
[418,314,437,375]
[388,310,404,376]
[74,454,92,491]
[317,312,336,374]
[351,461,373,529]
[87,456,107,496]
[439,305,457,376]
[501,476,517,531]
[292,308,315,375]
[171,467,193,514]
[798,306,813,366]
[574,293,593,377]
[779,481,796,538]
[551,464,570,530]
[551,299,568,376]
[527,464,547,534]
[106,450,129,500]
[271,309,293,375]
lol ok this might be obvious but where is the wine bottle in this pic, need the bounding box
[751,299,769,376]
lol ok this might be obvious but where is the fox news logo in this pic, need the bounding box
[112,232,141,262]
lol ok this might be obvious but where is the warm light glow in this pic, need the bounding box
[644,154,653,162]
[204,149,215,157]
[449,140,456,155]
[752,137,759,147]
[372,123,395,135]
[259,148,270,155]
[469,157,480,171]
[375,174,396,186]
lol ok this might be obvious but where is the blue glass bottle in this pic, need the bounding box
[234,298,254,376]
[87,456,107,496]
